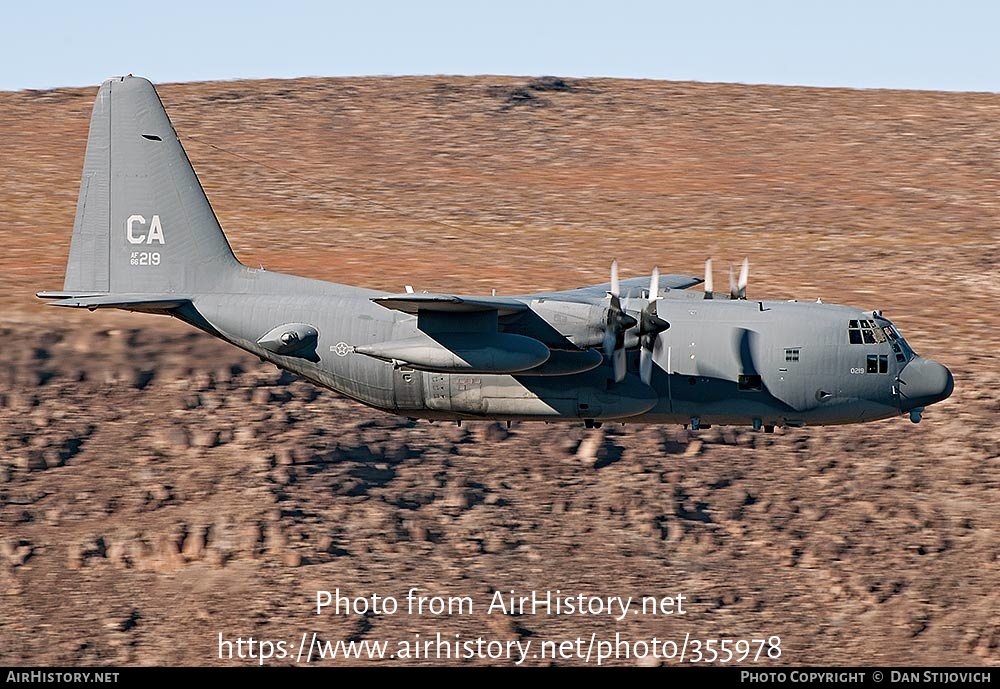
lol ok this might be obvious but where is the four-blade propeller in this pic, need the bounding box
[602,258,748,384]
[638,266,670,385]
[603,260,637,383]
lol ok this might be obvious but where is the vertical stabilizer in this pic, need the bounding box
[61,76,240,296]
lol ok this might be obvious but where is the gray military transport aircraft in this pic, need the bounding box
[38,76,953,431]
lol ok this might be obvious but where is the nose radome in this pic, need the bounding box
[898,357,954,410]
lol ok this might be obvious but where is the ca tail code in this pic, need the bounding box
[126,214,165,244]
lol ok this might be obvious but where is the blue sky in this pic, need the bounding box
[2,0,998,92]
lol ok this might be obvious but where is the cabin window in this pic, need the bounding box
[738,374,762,391]
[784,348,800,362]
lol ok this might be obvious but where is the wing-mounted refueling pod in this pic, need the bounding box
[512,348,603,376]
[366,292,605,375]
[355,331,551,373]
[366,292,555,374]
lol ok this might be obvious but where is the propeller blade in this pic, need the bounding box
[737,257,749,299]
[729,264,737,300]
[640,347,653,385]
[637,263,670,385]
[602,260,644,382]
[605,260,626,342]
[613,347,627,383]
[603,327,616,357]
[704,258,713,299]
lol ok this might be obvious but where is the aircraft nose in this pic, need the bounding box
[898,357,954,411]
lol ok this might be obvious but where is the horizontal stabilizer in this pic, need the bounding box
[36,291,190,311]
[372,293,528,316]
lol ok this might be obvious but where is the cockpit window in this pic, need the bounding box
[849,320,891,346]
[863,318,914,363]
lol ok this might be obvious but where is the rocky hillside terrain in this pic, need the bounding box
[0,75,997,666]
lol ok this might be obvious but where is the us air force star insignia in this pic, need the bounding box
[333,342,352,357]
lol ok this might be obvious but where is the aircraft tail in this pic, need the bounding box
[43,76,241,302]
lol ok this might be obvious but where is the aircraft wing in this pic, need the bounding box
[373,274,703,315]
[371,293,529,316]
[518,274,703,303]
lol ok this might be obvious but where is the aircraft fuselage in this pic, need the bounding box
[178,267,949,429]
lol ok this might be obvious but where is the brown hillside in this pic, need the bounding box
[0,76,997,666]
